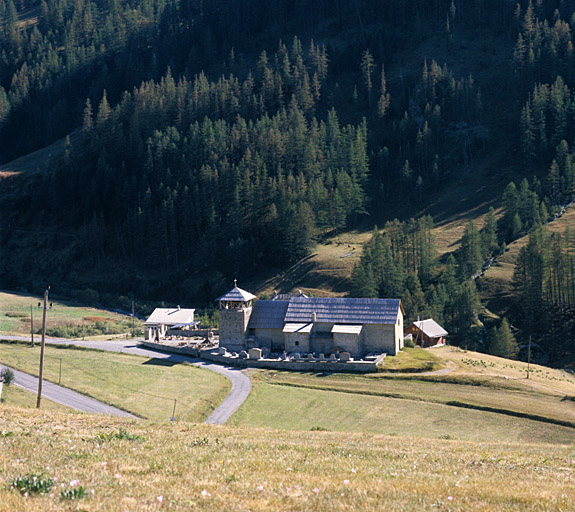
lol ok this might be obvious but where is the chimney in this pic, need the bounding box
[312,312,317,323]
[178,305,181,310]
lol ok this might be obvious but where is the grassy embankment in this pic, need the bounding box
[1,384,72,412]
[0,406,574,511]
[0,342,230,422]
[229,347,575,444]
[0,290,143,339]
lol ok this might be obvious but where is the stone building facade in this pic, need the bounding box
[217,284,405,357]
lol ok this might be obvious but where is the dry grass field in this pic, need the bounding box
[228,347,575,444]
[1,384,73,413]
[0,342,230,422]
[0,407,574,511]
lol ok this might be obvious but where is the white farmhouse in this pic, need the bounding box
[145,306,196,341]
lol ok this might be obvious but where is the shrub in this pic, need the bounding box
[5,312,27,318]
[61,486,89,500]
[0,368,14,386]
[11,474,54,495]
[96,428,146,442]
[403,337,416,348]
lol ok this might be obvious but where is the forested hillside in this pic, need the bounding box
[1,0,575,363]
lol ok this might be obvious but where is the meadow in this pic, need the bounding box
[0,407,574,511]
[0,290,142,339]
[0,342,230,422]
[229,347,575,444]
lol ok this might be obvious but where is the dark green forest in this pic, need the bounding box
[2,0,575,363]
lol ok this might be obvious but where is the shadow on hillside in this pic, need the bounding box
[141,358,179,367]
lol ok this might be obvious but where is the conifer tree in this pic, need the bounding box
[377,66,390,118]
[488,318,519,359]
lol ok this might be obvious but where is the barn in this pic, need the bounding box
[404,319,448,347]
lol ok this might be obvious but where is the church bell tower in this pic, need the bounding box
[217,280,256,352]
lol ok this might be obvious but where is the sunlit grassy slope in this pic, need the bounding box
[0,342,230,422]
[1,407,574,511]
[229,347,575,444]
[479,207,575,316]
[0,290,142,338]
[1,384,73,413]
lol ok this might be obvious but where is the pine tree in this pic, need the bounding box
[82,98,93,131]
[489,318,519,359]
[96,91,111,126]
[360,49,375,95]
[377,66,390,118]
[481,207,498,256]
[458,220,483,278]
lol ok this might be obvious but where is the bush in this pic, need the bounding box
[0,368,14,386]
[403,337,416,348]
[96,428,147,442]
[5,311,27,318]
[61,486,89,500]
[11,474,54,495]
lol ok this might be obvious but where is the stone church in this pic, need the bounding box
[217,283,404,357]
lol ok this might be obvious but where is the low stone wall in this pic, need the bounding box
[164,329,218,338]
[200,350,385,373]
[140,341,200,357]
[139,341,385,373]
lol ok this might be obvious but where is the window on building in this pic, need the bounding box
[295,341,299,346]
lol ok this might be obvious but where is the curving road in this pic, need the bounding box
[0,362,137,417]
[0,336,251,424]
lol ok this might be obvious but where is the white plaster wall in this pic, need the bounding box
[395,311,404,351]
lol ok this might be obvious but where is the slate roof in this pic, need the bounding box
[216,286,257,302]
[411,319,448,338]
[272,290,308,301]
[285,297,402,325]
[247,300,290,329]
[145,308,195,325]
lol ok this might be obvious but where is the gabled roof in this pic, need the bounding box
[331,324,363,335]
[285,297,403,325]
[411,319,448,338]
[216,286,257,302]
[272,290,308,301]
[145,308,195,325]
[247,300,289,329]
[282,322,313,333]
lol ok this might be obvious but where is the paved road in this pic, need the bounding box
[0,336,251,424]
[0,363,137,417]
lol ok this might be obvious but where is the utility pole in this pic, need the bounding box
[132,300,135,338]
[171,399,177,422]
[36,286,49,408]
[527,335,532,379]
[30,304,34,347]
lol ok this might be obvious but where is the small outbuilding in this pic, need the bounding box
[405,319,447,347]
[145,306,196,341]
